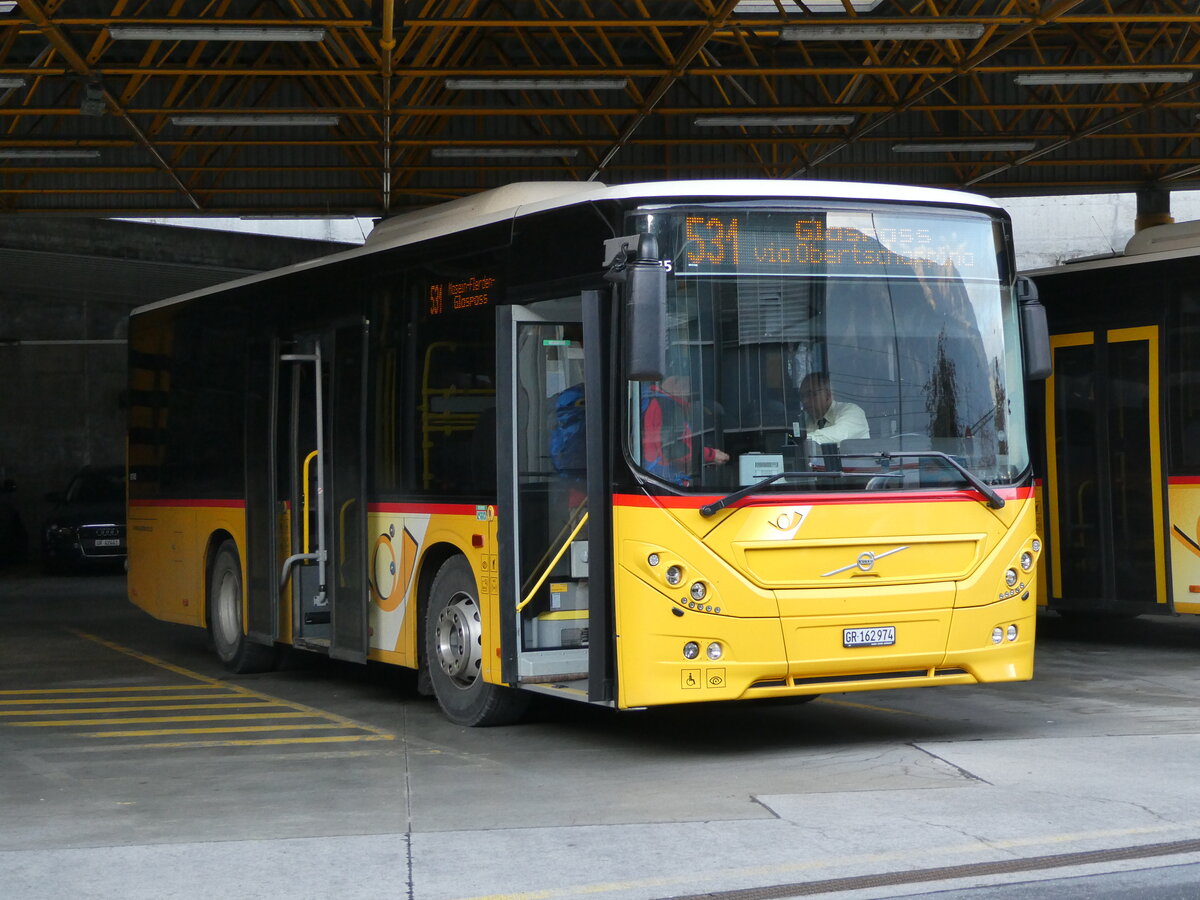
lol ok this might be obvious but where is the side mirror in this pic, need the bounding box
[1017,276,1052,381]
[605,233,667,382]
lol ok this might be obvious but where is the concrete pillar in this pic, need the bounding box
[1135,185,1174,232]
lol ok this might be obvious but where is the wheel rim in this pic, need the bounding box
[214,566,239,650]
[434,590,482,689]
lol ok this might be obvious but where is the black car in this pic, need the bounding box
[42,466,127,571]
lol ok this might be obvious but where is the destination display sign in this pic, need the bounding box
[428,273,501,316]
[660,210,999,280]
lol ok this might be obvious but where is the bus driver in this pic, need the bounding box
[798,372,870,445]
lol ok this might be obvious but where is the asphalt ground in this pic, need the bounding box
[3,566,1200,900]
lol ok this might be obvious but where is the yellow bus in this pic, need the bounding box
[126,180,1049,725]
[1028,221,1200,620]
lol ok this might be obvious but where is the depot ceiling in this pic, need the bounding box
[0,1,1198,217]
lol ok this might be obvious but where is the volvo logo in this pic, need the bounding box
[822,546,910,577]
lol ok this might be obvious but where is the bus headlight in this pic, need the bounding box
[647,553,660,567]
[683,641,700,660]
[1005,568,1019,587]
[992,627,1003,644]
[666,566,683,586]
[706,642,723,660]
[690,582,707,601]
[1031,539,1042,553]
[1007,624,1018,642]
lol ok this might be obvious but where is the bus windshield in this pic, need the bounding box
[626,203,1029,495]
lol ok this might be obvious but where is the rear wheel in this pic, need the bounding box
[209,539,278,674]
[425,556,529,726]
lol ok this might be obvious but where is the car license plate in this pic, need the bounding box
[844,626,896,648]
[94,539,120,547]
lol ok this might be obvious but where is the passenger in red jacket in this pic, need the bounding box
[641,375,729,486]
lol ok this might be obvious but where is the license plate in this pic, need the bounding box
[844,626,896,648]
[94,539,121,547]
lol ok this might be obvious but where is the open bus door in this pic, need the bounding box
[496,292,614,704]
[247,320,370,661]
[1045,326,1168,614]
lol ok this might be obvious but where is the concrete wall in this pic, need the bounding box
[0,218,348,562]
[1004,190,1200,271]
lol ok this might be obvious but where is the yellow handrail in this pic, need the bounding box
[302,450,318,553]
[517,512,588,613]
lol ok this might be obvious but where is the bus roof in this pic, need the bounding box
[132,179,1003,316]
[1024,219,1200,279]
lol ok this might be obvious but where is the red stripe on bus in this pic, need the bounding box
[614,486,1033,510]
[128,498,246,509]
[368,502,482,516]
[1168,476,1200,485]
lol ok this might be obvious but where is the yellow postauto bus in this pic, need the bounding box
[126,180,1050,725]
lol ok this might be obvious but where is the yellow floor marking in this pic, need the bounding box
[816,697,927,717]
[0,685,227,695]
[117,734,394,749]
[0,694,248,706]
[14,712,316,727]
[0,702,279,716]
[87,723,350,738]
[69,630,394,740]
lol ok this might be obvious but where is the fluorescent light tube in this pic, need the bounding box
[431,148,580,159]
[1015,71,1193,86]
[0,149,101,159]
[892,141,1036,152]
[736,1,883,11]
[171,114,339,126]
[693,114,856,126]
[782,23,985,41]
[0,2,15,13]
[108,25,326,42]
[0,77,26,89]
[445,78,627,91]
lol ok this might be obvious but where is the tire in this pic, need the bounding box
[425,556,530,726]
[208,539,279,674]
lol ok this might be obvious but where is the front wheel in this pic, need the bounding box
[209,539,279,674]
[425,556,529,726]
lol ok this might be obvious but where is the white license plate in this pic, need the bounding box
[844,626,896,648]
[94,539,121,547]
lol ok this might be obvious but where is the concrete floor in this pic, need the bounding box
[3,568,1200,900]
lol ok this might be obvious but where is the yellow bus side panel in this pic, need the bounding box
[363,507,499,681]
[1168,481,1200,615]
[127,503,246,629]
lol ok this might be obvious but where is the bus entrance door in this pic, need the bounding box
[277,323,370,661]
[498,301,598,695]
[1046,327,1167,614]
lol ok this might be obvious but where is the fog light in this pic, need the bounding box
[992,627,1003,644]
[1020,552,1034,572]
[1005,568,1019,587]
[666,565,683,586]
[683,641,700,660]
[648,553,660,567]
[690,582,707,601]
[706,642,723,660]
[1007,624,1018,642]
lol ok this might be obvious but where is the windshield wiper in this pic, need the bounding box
[699,470,868,517]
[697,450,1003,518]
[847,450,1006,510]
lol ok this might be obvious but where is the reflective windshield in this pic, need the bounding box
[626,203,1028,494]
